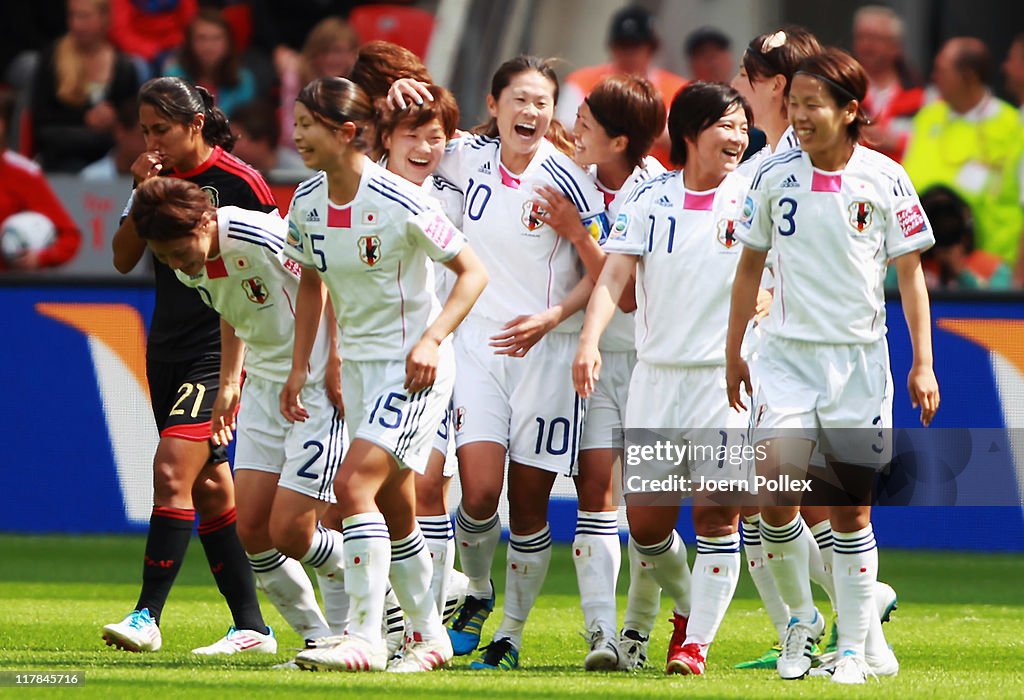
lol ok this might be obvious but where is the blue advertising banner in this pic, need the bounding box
[1,285,1022,550]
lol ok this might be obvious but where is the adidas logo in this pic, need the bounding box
[478,161,492,175]
[780,174,800,188]
[306,208,320,222]
[656,195,673,207]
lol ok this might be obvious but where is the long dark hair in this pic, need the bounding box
[472,55,574,157]
[742,26,822,92]
[179,9,242,88]
[138,76,238,151]
[668,82,752,167]
[297,76,375,153]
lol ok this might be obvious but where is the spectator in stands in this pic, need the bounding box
[164,8,255,118]
[230,100,311,182]
[684,26,734,83]
[0,90,82,270]
[852,5,924,162]
[920,185,1012,289]
[1004,33,1024,109]
[81,98,146,180]
[276,17,359,154]
[110,0,197,76]
[557,5,686,166]
[903,37,1024,271]
[30,0,140,172]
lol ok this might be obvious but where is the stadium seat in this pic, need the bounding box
[348,4,435,59]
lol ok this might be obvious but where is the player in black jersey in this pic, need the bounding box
[104,77,278,655]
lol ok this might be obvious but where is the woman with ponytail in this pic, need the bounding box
[104,75,279,657]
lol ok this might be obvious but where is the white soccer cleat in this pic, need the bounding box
[875,581,898,622]
[616,628,649,671]
[811,645,898,679]
[191,626,277,655]
[583,630,620,671]
[778,612,825,680]
[831,651,878,684]
[294,634,388,672]
[386,632,453,673]
[102,608,162,652]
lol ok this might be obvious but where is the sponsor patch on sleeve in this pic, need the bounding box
[286,220,303,251]
[740,195,757,227]
[610,212,629,240]
[896,204,928,238]
[423,213,457,248]
[583,212,611,244]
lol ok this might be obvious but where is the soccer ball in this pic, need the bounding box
[1,211,57,261]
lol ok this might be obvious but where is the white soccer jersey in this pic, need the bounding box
[436,135,605,333]
[738,145,935,344]
[285,159,466,362]
[738,125,801,177]
[174,206,332,383]
[603,169,751,366]
[592,157,665,352]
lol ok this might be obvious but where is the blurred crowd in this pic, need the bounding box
[1,1,1023,288]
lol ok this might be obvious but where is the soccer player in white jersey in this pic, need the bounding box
[729,26,851,669]
[390,56,606,670]
[537,74,666,670]
[575,82,755,677]
[377,84,468,621]
[129,176,346,648]
[282,77,488,673]
[726,49,939,684]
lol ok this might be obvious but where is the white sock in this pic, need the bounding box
[742,515,789,643]
[390,527,444,640]
[622,537,663,636]
[248,548,331,641]
[301,524,348,634]
[632,531,691,617]
[572,510,620,637]
[760,515,816,623]
[418,514,455,616]
[443,568,470,624]
[807,519,836,608]
[341,513,391,644]
[454,506,500,599]
[833,525,878,657]
[493,525,552,650]
[685,534,741,655]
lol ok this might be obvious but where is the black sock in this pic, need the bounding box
[136,506,195,624]
[198,507,267,633]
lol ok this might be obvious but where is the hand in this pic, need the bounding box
[325,355,344,414]
[387,78,434,110]
[280,368,309,422]
[131,151,165,184]
[8,249,41,270]
[726,356,752,412]
[572,339,602,398]
[908,364,939,427]
[533,186,588,242]
[84,101,116,131]
[210,382,241,446]
[490,310,559,357]
[405,337,439,393]
[754,287,773,322]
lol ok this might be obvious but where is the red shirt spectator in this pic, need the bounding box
[109,0,198,64]
[0,150,82,269]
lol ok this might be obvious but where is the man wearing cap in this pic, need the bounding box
[557,4,687,167]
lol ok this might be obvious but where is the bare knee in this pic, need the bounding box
[626,503,677,546]
[692,506,739,538]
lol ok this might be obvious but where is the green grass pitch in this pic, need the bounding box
[1,533,1022,698]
